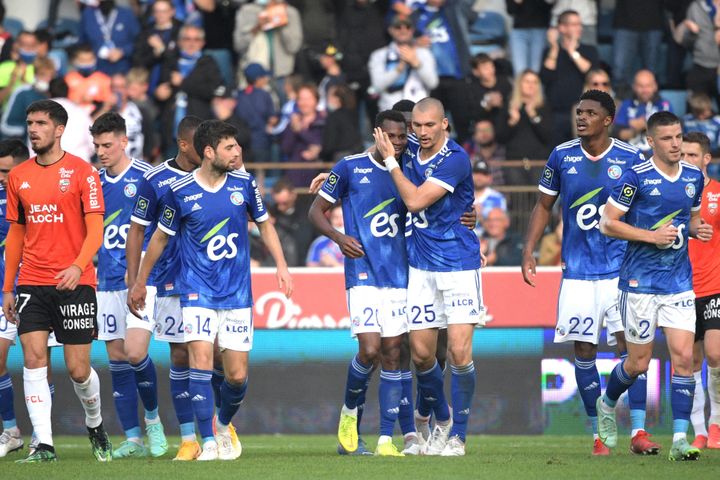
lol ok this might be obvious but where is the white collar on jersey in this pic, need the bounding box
[368,152,387,171]
[649,157,682,182]
[193,170,228,193]
[417,138,449,166]
[580,138,614,161]
[103,157,136,184]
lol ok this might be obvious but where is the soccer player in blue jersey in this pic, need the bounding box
[597,111,713,461]
[91,113,169,459]
[374,97,482,456]
[124,115,204,460]
[130,120,292,461]
[310,110,419,456]
[522,89,658,455]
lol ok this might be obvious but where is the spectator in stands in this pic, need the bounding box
[548,0,597,45]
[80,0,140,75]
[47,77,94,161]
[496,69,553,185]
[472,159,507,237]
[368,15,438,112]
[321,84,363,162]
[464,119,506,185]
[155,24,222,153]
[306,204,344,267]
[65,44,112,118]
[35,28,65,76]
[194,0,240,87]
[0,4,13,61]
[280,84,325,187]
[235,63,276,164]
[292,0,339,83]
[538,217,563,266]
[211,85,253,159]
[270,177,317,267]
[481,207,523,266]
[132,0,181,93]
[612,0,665,98]
[271,73,302,136]
[317,43,346,113]
[234,0,303,99]
[110,73,144,160]
[1,57,55,139]
[0,30,39,104]
[125,67,159,162]
[678,0,720,109]
[614,69,672,155]
[682,91,720,154]
[666,0,694,90]
[506,0,552,73]
[541,9,598,144]
[468,53,512,127]
[413,0,478,142]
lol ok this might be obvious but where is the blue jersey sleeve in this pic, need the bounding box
[608,168,640,212]
[318,160,348,204]
[130,178,157,226]
[538,149,561,195]
[249,177,270,222]
[157,190,181,236]
[427,152,467,193]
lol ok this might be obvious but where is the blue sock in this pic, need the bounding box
[211,367,224,409]
[398,371,415,435]
[574,357,600,434]
[109,361,140,439]
[0,373,16,429]
[132,355,159,415]
[416,382,431,417]
[603,360,635,407]
[622,352,647,433]
[170,366,194,435]
[449,362,475,441]
[671,374,695,436]
[416,361,450,422]
[189,368,214,443]
[344,355,372,409]
[218,380,247,427]
[379,370,402,437]
[356,377,371,435]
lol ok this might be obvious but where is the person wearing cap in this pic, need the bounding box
[317,43,346,113]
[211,85,252,164]
[368,16,438,112]
[235,63,277,165]
[472,159,507,238]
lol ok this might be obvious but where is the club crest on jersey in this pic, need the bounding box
[617,183,637,206]
[424,167,433,178]
[607,165,622,179]
[124,183,137,198]
[134,196,149,217]
[58,178,70,192]
[230,191,244,205]
[709,202,718,215]
[685,183,695,198]
[324,172,339,193]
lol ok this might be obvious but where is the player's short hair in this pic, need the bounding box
[271,177,295,194]
[647,111,680,135]
[26,99,68,127]
[375,110,406,128]
[579,89,616,120]
[392,99,415,113]
[558,9,580,25]
[90,112,127,137]
[683,131,712,156]
[0,139,30,163]
[414,97,445,118]
[193,120,239,158]
[470,53,492,70]
[178,115,203,141]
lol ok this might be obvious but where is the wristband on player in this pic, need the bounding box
[384,156,399,171]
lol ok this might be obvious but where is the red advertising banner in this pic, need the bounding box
[251,267,562,329]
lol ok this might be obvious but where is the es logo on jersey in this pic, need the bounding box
[617,184,636,206]
[124,183,137,198]
[607,165,621,179]
[324,172,339,193]
[230,192,244,205]
[134,196,149,217]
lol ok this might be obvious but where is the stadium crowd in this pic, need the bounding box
[0,0,719,266]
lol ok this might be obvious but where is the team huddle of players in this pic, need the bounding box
[0,89,717,463]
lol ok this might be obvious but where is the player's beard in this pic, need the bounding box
[32,139,54,155]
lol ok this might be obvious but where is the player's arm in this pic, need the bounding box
[125,221,146,288]
[256,219,294,298]
[521,192,557,287]
[308,195,364,258]
[2,223,25,324]
[599,202,677,245]
[128,227,169,317]
[56,213,104,291]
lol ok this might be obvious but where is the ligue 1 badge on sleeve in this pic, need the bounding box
[59,178,70,193]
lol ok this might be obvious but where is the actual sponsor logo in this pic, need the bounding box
[157,176,177,188]
[28,203,64,223]
[643,178,661,185]
[353,167,373,174]
[183,192,203,202]
[87,175,100,208]
[563,155,583,163]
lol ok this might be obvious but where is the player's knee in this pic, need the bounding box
[358,344,380,365]
[574,341,597,359]
[706,349,720,368]
[125,346,145,365]
[447,343,471,366]
[67,364,91,383]
[170,346,189,367]
[224,371,247,386]
[625,355,650,377]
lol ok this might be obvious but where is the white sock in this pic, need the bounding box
[691,370,708,436]
[709,367,720,425]
[378,435,392,445]
[23,367,53,446]
[341,405,357,417]
[72,368,102,429]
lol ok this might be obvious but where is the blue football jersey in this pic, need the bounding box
[98,159,152,291]
[319,152,408,289]
[608,159,704,294]
[0,184,7,285]
[157,170,268,309]
[403,137,480,272]
[130,159,190,296]
[539,138,645,280]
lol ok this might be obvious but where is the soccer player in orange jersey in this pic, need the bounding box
[1,100,112,463]
[683,132,720,450]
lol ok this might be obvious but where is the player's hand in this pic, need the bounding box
[652,222,679,247]
[372,127,395,160]
[521,253,537,287]
[55,265,82,291]
[2,292,17,325]
[336,234,364,259]
[546,27,559,48]
[309,172,330,194]
[696,218,713,242]
[128,283,147,319]
[480,250,487,268]
[276,265,293,298]
[460,209,477,230]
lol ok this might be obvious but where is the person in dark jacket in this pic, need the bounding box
[506,0,552,74]
[280,83,325,187]
[79,0,140,75]
[132,0,182,93]
[235,63,276,164]
[321,84,363,162]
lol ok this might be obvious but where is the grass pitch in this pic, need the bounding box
[1,435,718,479]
